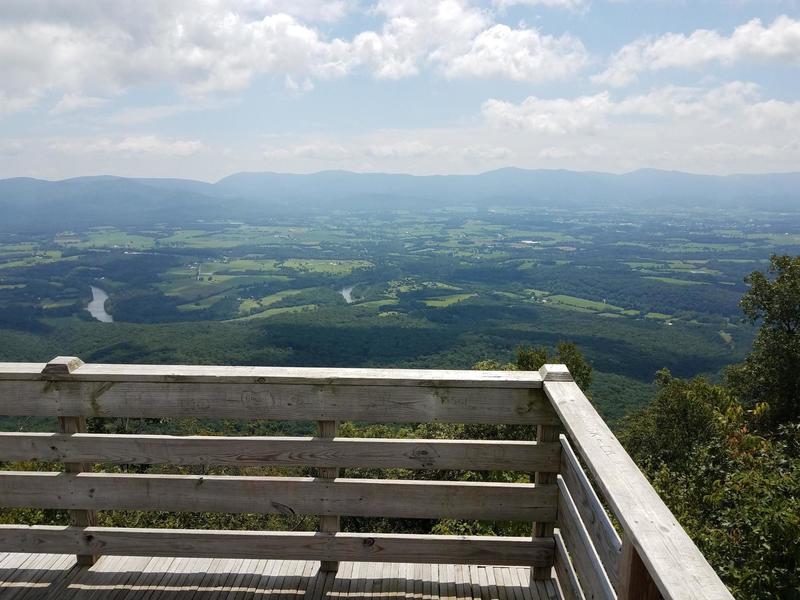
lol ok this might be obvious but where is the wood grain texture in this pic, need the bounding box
[0,552,560,599]
[553,532,584,600]
[55,374,98,569]
[0,526,555,566]
[556,477,615,600]
[0,380,556,424]
[617,537,662,600]
[544,380,733,600]
[559,436,622,589]
[42,356,84,376]
[0,472,558,521]
[0,433,561,472]
[0,362,543,387]
[318,420,339,573]
[532,424,560,580]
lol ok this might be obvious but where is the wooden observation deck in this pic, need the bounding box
[0,358,733,599]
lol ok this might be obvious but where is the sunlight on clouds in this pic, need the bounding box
[0,0,593,110]
[594,15,800,86]
[445,24,589,81]
[483,82,800,134]
[493,0,588,11]
[0,1,798,176]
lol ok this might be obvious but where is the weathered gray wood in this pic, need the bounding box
[538,364,572,383]
[0,362,544,387]
[556,477,615,600]
[47,356,97,568]
[617,536,662,600]
[553,532,584,600]
[544,380,733,600]
[42,356,85,376]
[0,433,561,472]
[58,416,98,567]
[0,527,555,566]
[559,436,622,589]
[0,380,555,424]
[0,472,557,521]
[317,420,339,573]
[532,364,566,581]
[532,423,560,580]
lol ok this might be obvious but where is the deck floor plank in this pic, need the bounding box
[0,554,553,600]
[15,553,73,600]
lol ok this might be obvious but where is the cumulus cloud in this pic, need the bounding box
[0,0,591,113]
[493,0,588,11]
[445,24,588,81]
[595,15,800,86]
[483,82,800,135]
[483,93,613,134]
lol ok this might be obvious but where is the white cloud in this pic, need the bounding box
[473,81,800,173]
[263,142,352,160]
[538,143,606,159]
[595,15,800,86]
[261,138,514,164]
[50,135,205,157]
[352,0,492,80]
[482,92,613,134]
[459,145,514,160]
[367,141,435,158]
[445,24,589,81]
[0,0,591,113]
[493,0,588,11]
[483,82,800,135]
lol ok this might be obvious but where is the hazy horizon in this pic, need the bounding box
[1,1,798,181]
[5,165,800,185]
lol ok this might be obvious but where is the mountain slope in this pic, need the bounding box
[2,168,798,232]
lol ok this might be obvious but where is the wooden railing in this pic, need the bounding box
[0,358,733,599]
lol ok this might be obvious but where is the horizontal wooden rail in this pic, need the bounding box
[544,374,734,600]
[0,363,546,387]
[0,380,555,425]
[0,472,558,521]
[0,526,555,566]
[560,435,622,588]
[0,433,561,472]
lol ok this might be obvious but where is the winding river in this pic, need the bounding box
[87,285,113,323]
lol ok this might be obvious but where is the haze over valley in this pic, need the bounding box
[3,167,799,419]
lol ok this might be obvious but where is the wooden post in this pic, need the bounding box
[532,365,568,580]
[317,419,339,572]
[43,356,99,567]
[617,536,662,600]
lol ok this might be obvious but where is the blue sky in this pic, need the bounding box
[0,0,798,180]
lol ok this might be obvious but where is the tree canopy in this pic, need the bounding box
[620,255,800,599]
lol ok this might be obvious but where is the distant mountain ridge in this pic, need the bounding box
[1,168,798,232]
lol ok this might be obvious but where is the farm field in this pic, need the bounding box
[2,202,798,419]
